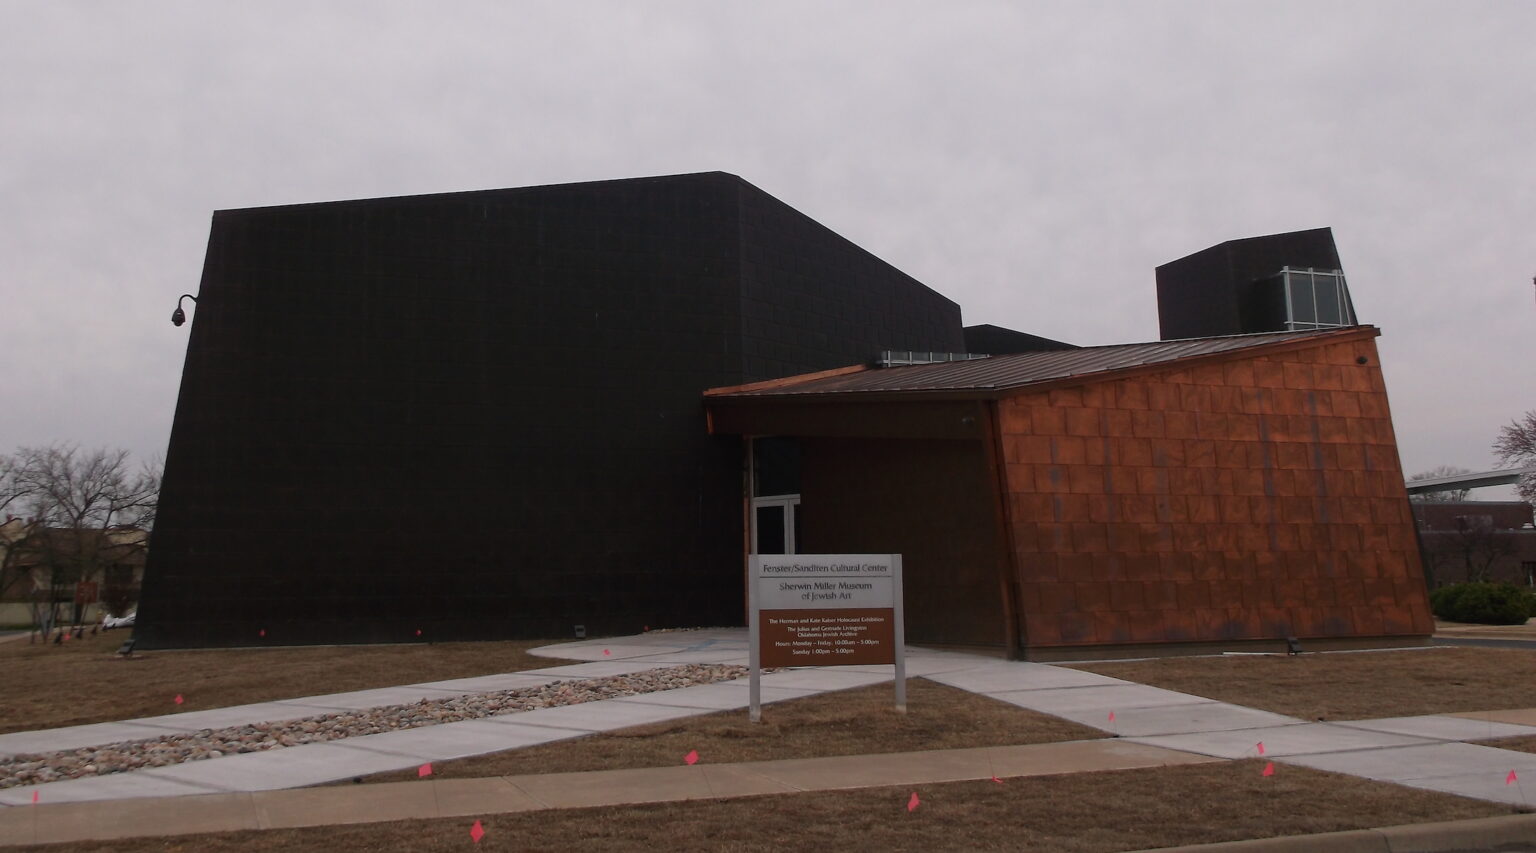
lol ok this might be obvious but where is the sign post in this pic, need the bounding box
[748,554,905,722]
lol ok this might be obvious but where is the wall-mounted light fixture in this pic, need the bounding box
[171,294,198,327]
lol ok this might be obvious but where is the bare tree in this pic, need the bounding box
[0,446,159,638]
[1420,514,1520,584]
[1408,465,1474,502]
[1493,411,1536,504]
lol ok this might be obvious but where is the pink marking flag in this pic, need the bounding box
[1107,711,1115,723]
[469,819,485,843]
[31,791,38,804]
[603,649,611,656]
[907,792,920,812]
[418,763,433,778]
[1508,770,1519,785]
[991,775,1003,784]
[1261,762,1275,777]
[684,749,699,766]
[174,694,184,705]
[1256,741,1265,756]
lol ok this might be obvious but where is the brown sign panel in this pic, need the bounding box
[759,607,895,667]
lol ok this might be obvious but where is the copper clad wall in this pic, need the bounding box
[999,336,1434,648]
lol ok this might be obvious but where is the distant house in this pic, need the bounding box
[0,520,147,626]
[1412,502,1536,588]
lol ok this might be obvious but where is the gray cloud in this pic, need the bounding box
[2,1,1531,492]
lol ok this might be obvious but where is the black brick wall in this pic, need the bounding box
[137,172,964,647]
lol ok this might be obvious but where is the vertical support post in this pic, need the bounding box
[748,554,762,723]
[892,554,906,713]
[746,437,762,723]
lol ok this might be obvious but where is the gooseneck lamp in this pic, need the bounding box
[171,294,198,327]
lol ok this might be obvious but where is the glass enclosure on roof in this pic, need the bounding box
[1255,267,1356,331]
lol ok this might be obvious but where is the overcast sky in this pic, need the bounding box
[3,1,1532,496]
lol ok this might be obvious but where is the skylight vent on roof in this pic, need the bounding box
[875,351,989,368]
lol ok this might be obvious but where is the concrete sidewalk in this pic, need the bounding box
[0,630,990,806]
[0,738,1218,846]
[6,631,1536,846]
[923,654,1536,808]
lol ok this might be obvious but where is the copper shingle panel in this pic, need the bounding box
[710,329,1364,398]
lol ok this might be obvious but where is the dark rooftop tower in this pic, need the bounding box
[1155,227,1358,340]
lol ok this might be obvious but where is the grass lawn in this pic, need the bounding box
[0,631,568,735]
[9,761,1515,853]
[347,678,1106,784]
[1483,736,1536,755]
[1070,647,1536,721]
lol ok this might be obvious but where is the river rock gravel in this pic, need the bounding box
[1,663,746,789]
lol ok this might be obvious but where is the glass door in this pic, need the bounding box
[752,495,800,554]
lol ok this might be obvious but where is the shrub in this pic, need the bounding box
[1430,582,1536,625]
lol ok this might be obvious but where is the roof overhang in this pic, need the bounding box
[706,327,1377,407]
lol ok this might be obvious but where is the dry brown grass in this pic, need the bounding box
[348,678,1105,784]
[0,631,567,735]
[1071,647,1536,720]
[1484,736,1536,755]
[8,761,1513,853]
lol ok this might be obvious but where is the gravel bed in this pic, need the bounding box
[2,663,745,789]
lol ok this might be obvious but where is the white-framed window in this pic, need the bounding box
[1276,267,1355,331]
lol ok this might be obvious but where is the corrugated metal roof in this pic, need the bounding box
[708,328,1367,399]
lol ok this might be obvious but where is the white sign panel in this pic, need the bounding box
[754,555,895,610]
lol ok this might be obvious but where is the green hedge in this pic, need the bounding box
[1430,582,1536,625]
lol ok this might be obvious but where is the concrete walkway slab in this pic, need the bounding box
[986,739,1223,776]
[124,702,354,734]
[324,718,582,762]
[26,790,260,844]
[254,777,549,829]
[1333,714,1536,742]
[1282,741,1536,782]
[510,764,789,809]
[1126,722,1438,759]
[925,661,1124,693]
[140,740,421,792]
[988,683,1222,716]
[491,697,719,734]
[1394,770,1536,808]
[1055,702,1301,737]
[0,767,226,807]
[427,777,552,819]
[0,721,201,758]
[748,746,996,789]
[607,681,760,711]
